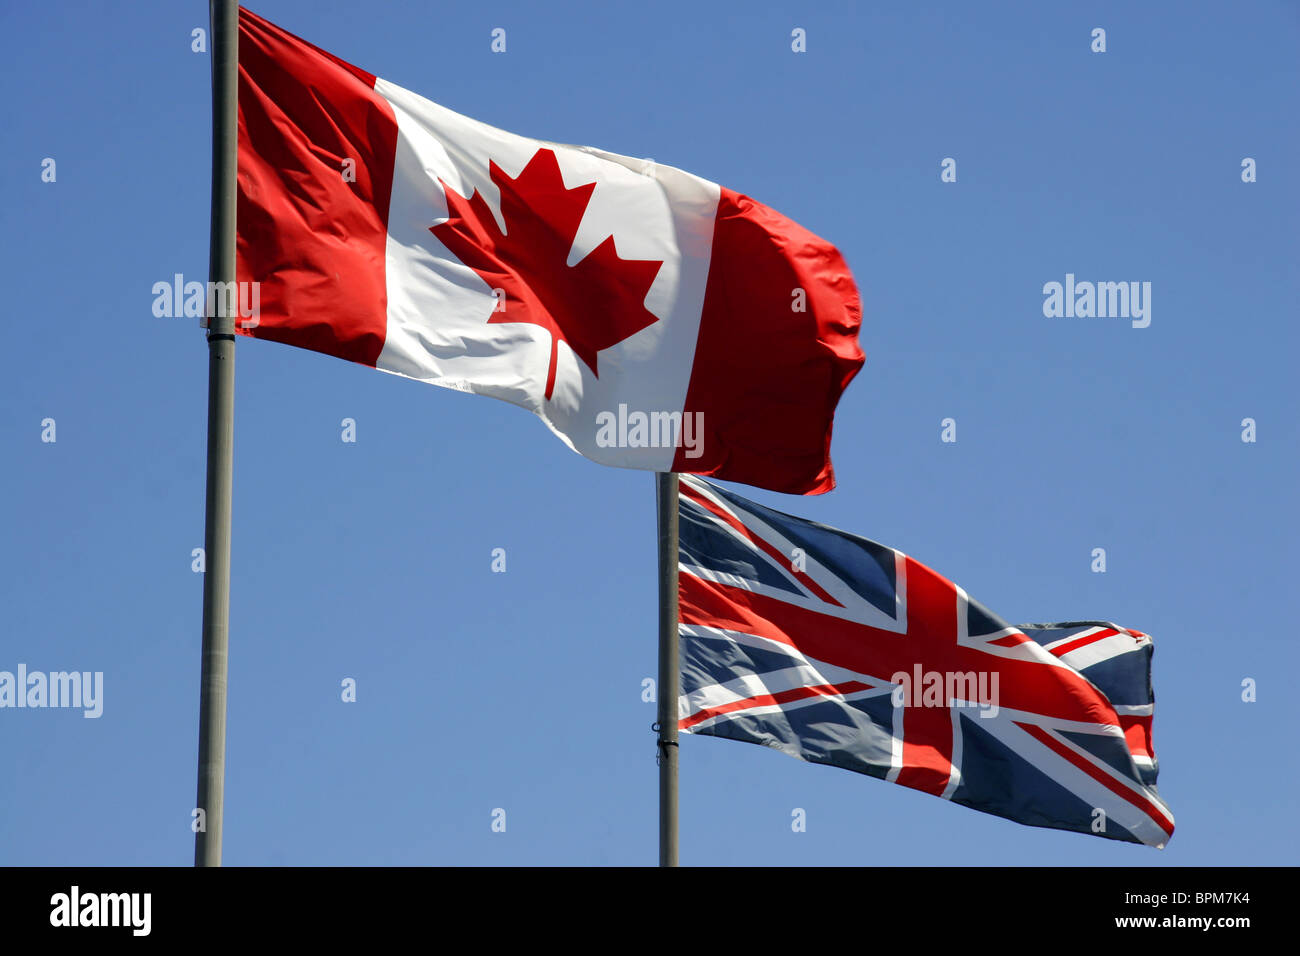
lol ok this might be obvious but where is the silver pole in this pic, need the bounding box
[195,0,238,867]
[656,472,680,866]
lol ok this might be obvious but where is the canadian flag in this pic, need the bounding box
[237,8,863,494]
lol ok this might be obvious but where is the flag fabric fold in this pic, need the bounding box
[677,475,1174,847]
[236,7,863,494]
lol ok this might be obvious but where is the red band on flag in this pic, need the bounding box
[673,188,864,494]
[236,7,397,366]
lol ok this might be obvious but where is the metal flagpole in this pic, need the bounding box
[195,0,238,867]
[655,472,680,866]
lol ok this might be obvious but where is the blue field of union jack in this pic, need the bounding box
[677,475,1175,848]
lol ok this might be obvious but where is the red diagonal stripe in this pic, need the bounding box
[681,679,871,731]
[1017,722,1174,837]
[1049,628,1118,658]
[989,633,1032,648]
[681,483,844,608]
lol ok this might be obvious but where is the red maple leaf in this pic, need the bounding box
[430,148,664,400]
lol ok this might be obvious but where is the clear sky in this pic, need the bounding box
[2,0,1296,866]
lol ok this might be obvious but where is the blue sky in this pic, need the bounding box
[2,0,1296,865]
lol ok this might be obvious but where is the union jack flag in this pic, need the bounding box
[677,475,1175,848]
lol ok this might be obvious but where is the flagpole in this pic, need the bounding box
[655,472,680,866]
[195,0,239,867]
